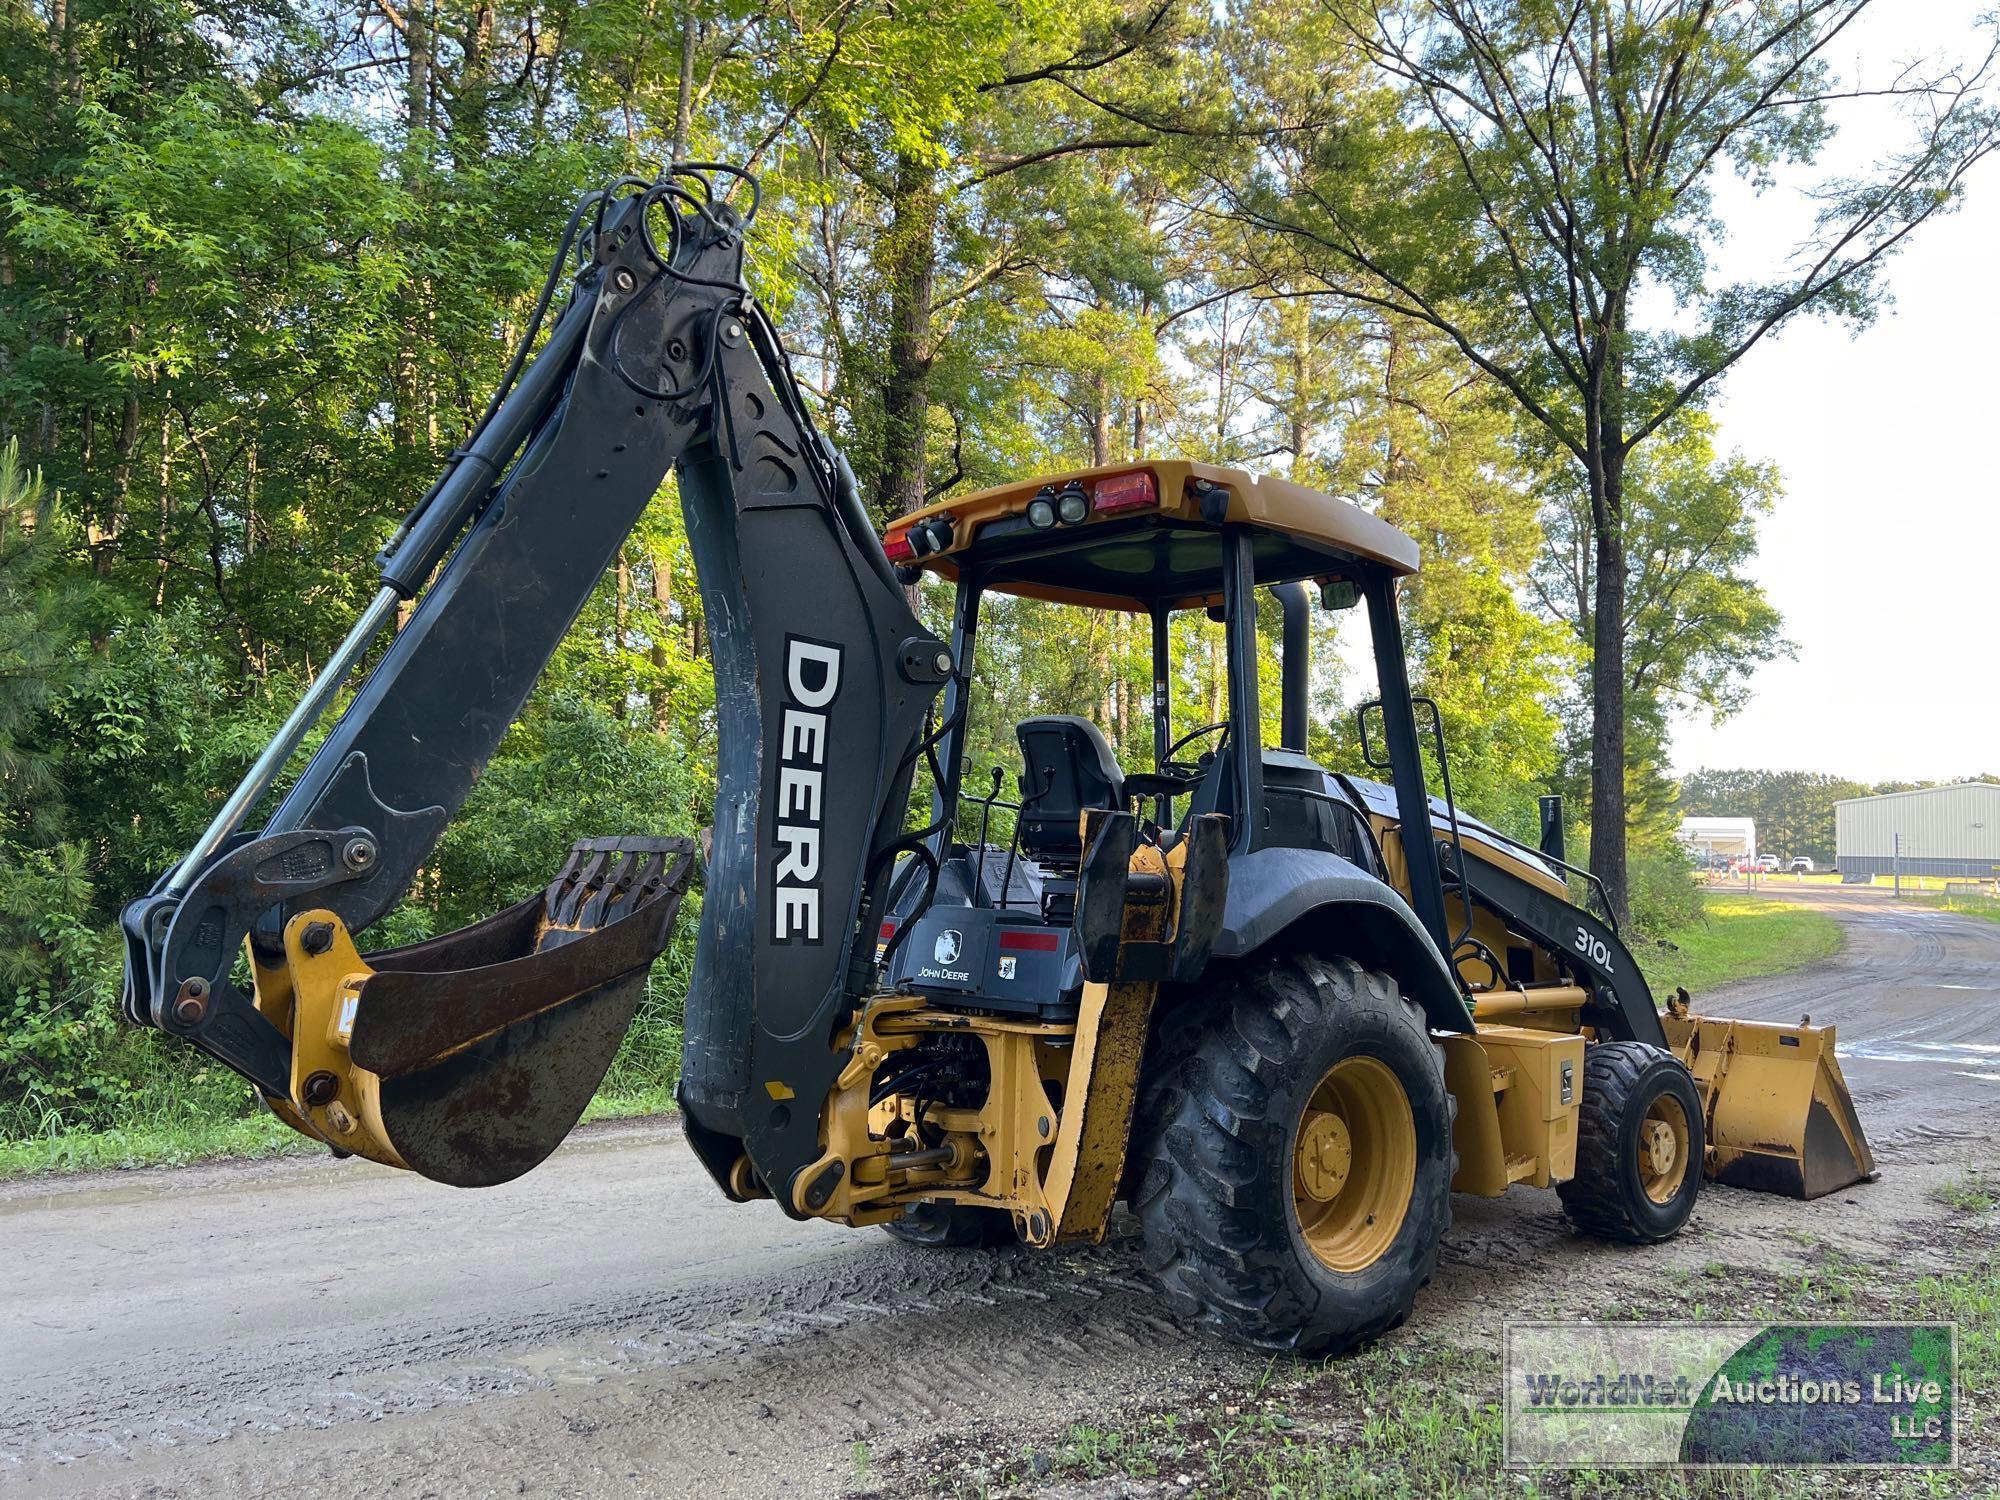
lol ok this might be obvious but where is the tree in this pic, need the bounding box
[798,2,1190,522]
[0,439,74,844]
[1534,410,1789,853]
[1231,0,2000,921]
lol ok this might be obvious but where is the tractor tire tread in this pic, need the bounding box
[1130,952,1453,1356]
[1557,1040,1703,1244]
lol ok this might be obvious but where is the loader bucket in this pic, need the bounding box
[1663,1005,1876,1199]
[261,836,698,1187]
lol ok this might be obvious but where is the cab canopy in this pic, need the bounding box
[884,460,1419,612]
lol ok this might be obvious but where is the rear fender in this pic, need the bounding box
[1212,847,1471,1034]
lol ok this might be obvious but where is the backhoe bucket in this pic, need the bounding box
[259,836,698,1187]
[1663,1003,1876,1200]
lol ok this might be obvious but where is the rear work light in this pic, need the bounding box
[1092,470,1158,515]
[886,514,954,562]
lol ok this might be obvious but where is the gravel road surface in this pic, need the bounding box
[3,886,1992,1498]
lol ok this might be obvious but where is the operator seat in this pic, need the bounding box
[1015,716,1125,871]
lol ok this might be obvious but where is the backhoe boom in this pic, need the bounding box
[119,168,949,1201]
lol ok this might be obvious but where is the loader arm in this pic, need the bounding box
[119,167,949,1200]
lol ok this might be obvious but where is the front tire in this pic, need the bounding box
[1558,1041,1703,1243]
[1130,953,1453,1355]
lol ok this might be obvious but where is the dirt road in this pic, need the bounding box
[1681,885,2000,1155]
[4,888,1994,1499]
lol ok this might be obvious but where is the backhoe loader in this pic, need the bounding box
[120,163,1874,1354]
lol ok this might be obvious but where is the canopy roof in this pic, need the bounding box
[890,460,1420,613]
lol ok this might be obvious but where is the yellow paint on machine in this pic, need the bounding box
[1444,1026,1584,1197]
[1663,1000,1876,1199]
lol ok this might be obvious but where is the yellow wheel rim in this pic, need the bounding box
[1638,1092,1692,1205]
[1292,1055,1416,1273]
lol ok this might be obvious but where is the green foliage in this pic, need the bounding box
[0,0,1858,1157]
[1325,321,1571,835]
[0,441,75,840]
[1626,840,1702,941]
[1635,894,1844,1001]
[417,692,708,938]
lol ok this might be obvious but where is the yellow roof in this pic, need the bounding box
[889,460,1418,612]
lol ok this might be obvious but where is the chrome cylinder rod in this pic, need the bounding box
[166,584,403,894]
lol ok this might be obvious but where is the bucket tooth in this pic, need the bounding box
[1664,1006,1876,1200]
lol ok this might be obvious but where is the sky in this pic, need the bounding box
[1663,4,2000,784]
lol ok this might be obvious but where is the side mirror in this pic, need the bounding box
[1319,579,1360,611]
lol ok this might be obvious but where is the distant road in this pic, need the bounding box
[1690,884,1999,1158]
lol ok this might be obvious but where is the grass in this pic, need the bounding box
[1910,891,2000,926]
[1934,1165,1998,1215]
[0,1109,311,1177]
[0,1085,681,1181]
[1635,892,1845,999]
[0,997,687,1181]
[0,1086,682,1180]
[935,1250,2000,1500]
[1756,872,1996,895]
[958,1345,1507,1499]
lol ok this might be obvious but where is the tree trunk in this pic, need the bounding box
[152,406,172,608]
[1090,372,1111,466]
[673,5,696,159]
[448,0,495,160]
[0,248,13,444]
[97,388,138,584]
[405,1,430,139]
[649,543,674,729]
[390,2,433,453]
[873,154,938,520]
[1587,435,1629,927]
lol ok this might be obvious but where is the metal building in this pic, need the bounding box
[1834,783,2000,879]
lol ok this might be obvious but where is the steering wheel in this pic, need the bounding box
[1159,721,1229,778]
[1127,722,1228,804]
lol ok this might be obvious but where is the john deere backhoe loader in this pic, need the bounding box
[120,163,1874,1354]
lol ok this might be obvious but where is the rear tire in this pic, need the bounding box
[1130,953,1453,1355]
[881,1200,1016,1249]
[1558,1041,1703,1243]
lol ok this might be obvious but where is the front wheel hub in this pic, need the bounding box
[1296,1112,1353,1202]
[1638,1095,1692,1204]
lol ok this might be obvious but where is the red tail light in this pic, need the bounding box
[883,530,915,562]
[1092,470,1157,514]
